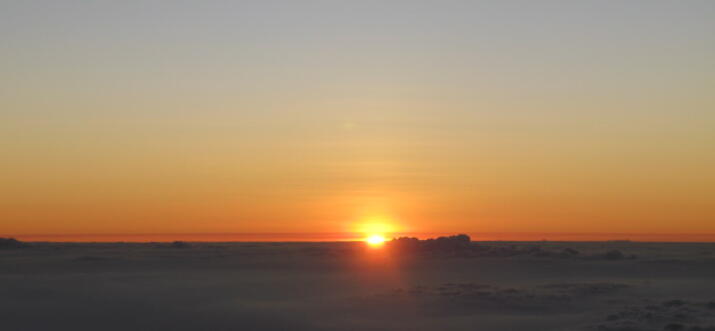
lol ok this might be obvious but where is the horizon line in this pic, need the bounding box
[4,232,715,243]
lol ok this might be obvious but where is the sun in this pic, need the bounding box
[366,234,387,247]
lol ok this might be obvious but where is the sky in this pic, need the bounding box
[1,1,714,240]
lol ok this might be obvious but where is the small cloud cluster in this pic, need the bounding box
[384,235,637,260]
[170,241,192,249]
[387,234,472,253]
[0,237,26,249]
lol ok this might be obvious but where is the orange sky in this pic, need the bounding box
[1,1,714,241]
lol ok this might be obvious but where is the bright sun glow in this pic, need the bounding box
[357,222,394,235]
[366,234,387,246]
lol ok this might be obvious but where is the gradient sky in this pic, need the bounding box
[2,1,714,238]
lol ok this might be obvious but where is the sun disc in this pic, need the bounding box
[366,234,386,246]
